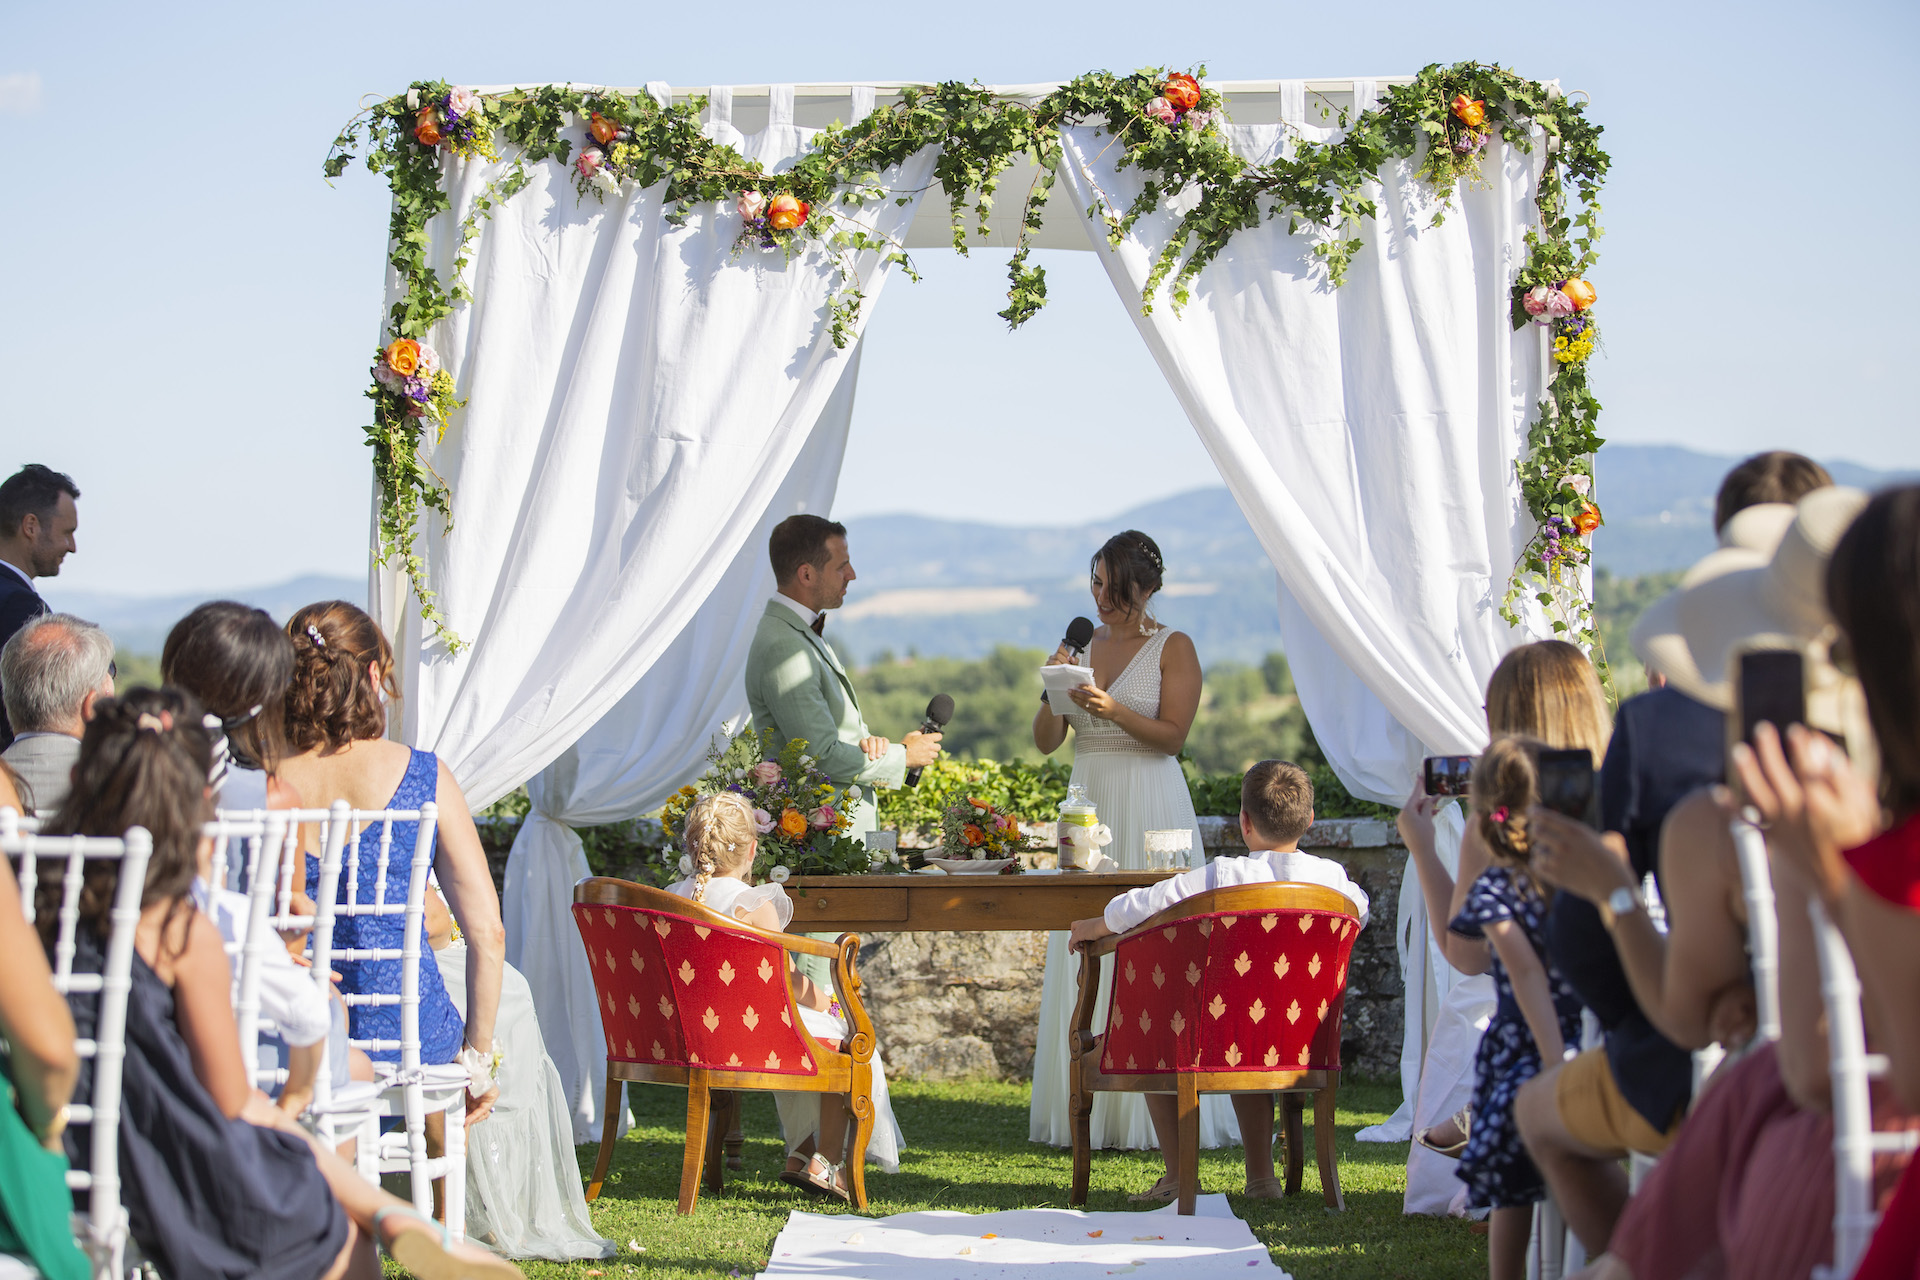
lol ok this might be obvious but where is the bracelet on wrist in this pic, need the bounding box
[457,1041,503,1099]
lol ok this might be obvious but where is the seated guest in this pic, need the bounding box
[664,792,904,1201]
[0,770,89,1280]
[160,601,301,813]
[0,465,80,750]
[0,614,114,814]
[44,686,520,1278]
[1067,760,1368,1202]
[276,602,506,1120]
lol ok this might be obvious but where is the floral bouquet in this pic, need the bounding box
[1522,276,1599,368]
[370,338,460,441]
[408,85,498,162]
[1141,71,1220,134]
[937,797,1038,866]
[733,189,812,254]
[658,726,878,883]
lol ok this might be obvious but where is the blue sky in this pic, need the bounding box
[0,0,1913,595]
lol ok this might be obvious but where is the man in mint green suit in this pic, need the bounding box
[744,515,942,837]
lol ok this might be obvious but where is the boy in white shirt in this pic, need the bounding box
[1065,759,1369,1200]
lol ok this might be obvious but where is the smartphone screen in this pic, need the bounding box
[1535,748,1598,827]
[1738,649,1806,747]
[1423,755,1477,797]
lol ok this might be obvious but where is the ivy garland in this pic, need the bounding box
[326,62,1609,653]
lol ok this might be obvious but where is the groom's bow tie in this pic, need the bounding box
[810,612,825,637]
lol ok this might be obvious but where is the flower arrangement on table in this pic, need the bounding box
[935,797,1039,869]
[658,726,880,883]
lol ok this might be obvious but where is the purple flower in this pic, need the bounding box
[1183,109,1213,132]
[1452,128,1487,154]
[404,376,431,402]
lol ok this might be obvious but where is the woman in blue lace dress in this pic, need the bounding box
[1448,737,1586,1280]
[278,602,505,1100]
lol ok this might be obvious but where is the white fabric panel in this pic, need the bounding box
[505,351,859,1141]
[372,91,936,809]
[1054,121,1550,800]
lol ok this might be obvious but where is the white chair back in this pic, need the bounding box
[3,823,153,1280]
[1731,812,1782,1042]
[202,810,294,1088]
[1809,899,1920,1279]
[0,807,42,836]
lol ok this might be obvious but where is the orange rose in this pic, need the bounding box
[766,193,809,231]
[384,339,422,376]
[1162,73,1202,113]
[413,109,444,147]
[589,112,619,145]
[1450,94,1486,128]
[779,808,808,838]
[1572,503,1602,536]
[968,797,992,811]
[963,824,986,848]
[1560,278,1597,311]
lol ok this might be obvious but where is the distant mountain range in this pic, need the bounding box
[49,445,1913,666]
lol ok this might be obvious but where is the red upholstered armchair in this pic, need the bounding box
[1069,882,1361,1216]
[572,877,876,1213]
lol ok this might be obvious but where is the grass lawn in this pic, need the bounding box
[396,1076,1485,1280]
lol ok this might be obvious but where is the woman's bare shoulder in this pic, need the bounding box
[1159,629,1198,662]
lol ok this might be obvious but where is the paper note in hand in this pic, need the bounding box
[1041,663,1097,706]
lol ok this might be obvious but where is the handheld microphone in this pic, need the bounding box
[1061,616,1095,661]
[904,693,954,789]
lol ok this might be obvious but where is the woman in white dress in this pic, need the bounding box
[1028,530,1235,1193]
[664,792,903,1199]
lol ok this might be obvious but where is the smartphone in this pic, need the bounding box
[1422,755,1478,798]
[1535,747,1598,827]
[1738,649,1806,747]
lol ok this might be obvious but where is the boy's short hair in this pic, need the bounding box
[1241,760,1315,845]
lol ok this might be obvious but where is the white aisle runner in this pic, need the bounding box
[755,1195,1292,1280]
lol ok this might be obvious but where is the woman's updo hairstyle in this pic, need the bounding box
[1093,529,1166,619]
[1470,736,1544,889]
[1827,485,1920,819]
[682,792,758,904]
[42,686,213,947]
[161,601,294,773]
[284,601,399,755]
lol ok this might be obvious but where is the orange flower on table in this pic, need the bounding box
[779,808,808,838]
[1450,94,1486,128]
[384,339,422,377]
[589,112,619,145]
[1560,278,1597,311]
[413,109,444,147]
[1162,73,1202,113]
[766,193,809,230]
[1572,503,1602,535]
[963,824,987,848]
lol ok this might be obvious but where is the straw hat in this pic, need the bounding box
[1629,502,1798,704]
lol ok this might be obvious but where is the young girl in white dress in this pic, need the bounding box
[1029,531,1227,1198]
[665,792,903,1200]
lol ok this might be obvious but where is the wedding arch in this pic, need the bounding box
[327,66,1608,1137]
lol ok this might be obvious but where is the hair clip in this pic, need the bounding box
[1490,806,1510,824]
[223,704,263,729]
[307,624,326,648]
[135,711,169,734]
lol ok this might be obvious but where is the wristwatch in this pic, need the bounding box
[1598,885,1640,930]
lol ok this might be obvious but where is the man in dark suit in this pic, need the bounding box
[0,465,81,749]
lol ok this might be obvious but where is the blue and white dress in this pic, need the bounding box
[306,747,464,1064]
[1448,865,1584,1210]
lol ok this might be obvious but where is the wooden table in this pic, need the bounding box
[782,869,1180,934]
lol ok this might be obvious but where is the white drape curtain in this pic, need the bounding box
[1054,80,1553,802]
[372,83,933,810]
[505,353,860,1140]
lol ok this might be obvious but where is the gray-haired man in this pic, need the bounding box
[0,614,114,814]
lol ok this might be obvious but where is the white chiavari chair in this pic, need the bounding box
[203,810,300,1094]
[1809,899,1920,1280]
[299,801,468,1238]
[3,821,152,1280]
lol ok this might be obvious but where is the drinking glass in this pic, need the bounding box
[1144,829,1192,872]
[863,829,898,868]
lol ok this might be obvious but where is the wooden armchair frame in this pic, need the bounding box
[1069,882,1358,1216]
[573,877,876,1213]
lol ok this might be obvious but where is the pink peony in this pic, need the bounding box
[1145,96,1177,125]
[1545,289,1575,318]
[808,806,837,830]
[1565,474,1592,497]
[751,760,782,786]
[414,342,440,377]
[575,148,603,177]
[752,807,775,834]
[448,87,480,117]
[1523,285,1554,317]
[737,189,767,220]
[372,360,399,386]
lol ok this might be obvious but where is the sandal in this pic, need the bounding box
[778,1153,816,1193]
[1128,1173,1180,1203]
[798,1153,851,1204]
[375,1205,524,1279]
[1414,1107,1472,1158]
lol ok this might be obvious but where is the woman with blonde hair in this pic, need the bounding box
[663,791,903,1200]
[1396,640,1609,1204]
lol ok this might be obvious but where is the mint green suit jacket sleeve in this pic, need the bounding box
[748,614,907,791]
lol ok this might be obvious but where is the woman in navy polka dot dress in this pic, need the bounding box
[1448,737,1586,1280]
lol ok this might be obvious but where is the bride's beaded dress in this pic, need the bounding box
[1027,626,1238,1149]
